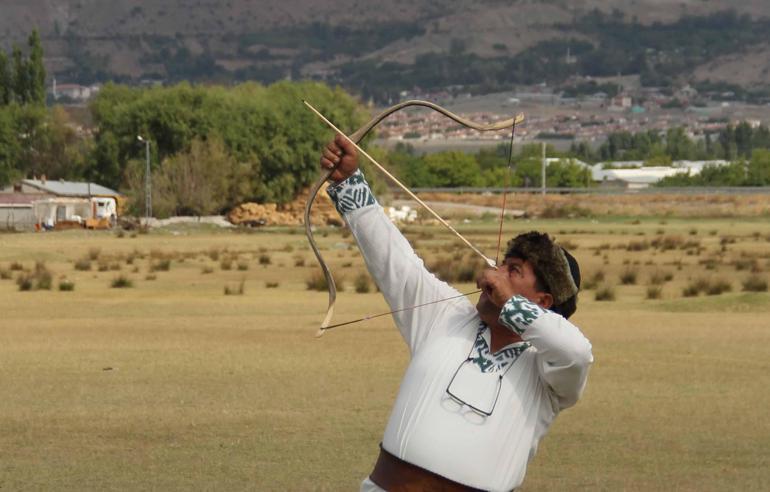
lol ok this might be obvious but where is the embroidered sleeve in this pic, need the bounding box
[498,295,547,335]
[326,170,378,215]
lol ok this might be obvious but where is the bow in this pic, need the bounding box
[304,100,524,337]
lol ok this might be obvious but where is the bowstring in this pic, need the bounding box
[495,116,518,266]
[320,290,482,331]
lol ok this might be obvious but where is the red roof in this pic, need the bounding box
[0,193,37,205]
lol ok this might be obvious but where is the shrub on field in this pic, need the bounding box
[559,239,578,250]
[689,228,698,236]
[220,258,233,270]
[109,262,122,271]
[626,240,650,251]
[237,261,249,271]
[649,270,673,285]
[293,255,306,267]
[88,248,101,260]
[201,266,214,274]
[742,275,768,292]
[680,239,701,250]
[58,279,75,291]
[150,258,171,272]
[305,270,343,291]
[699,258,720,270]
[0,268,11,279]
[145,274,157,281]
[259,254,271,266]
[265,281,280,289]
[682,278,711,297]
[705,278,731,296]
[619,268,637,285]
[733,258,759,272]
[9,261,23,271]
[208,248,220,261]
[594,285,616,301]
[16,262,53,291]
[354,273,371,293]
[16,274,33,291]
[151,259,171,272]
[582,271,605,290]
[720,236,737,246]
[652,235,684,251]
[646,285,662,300]
[429,256,483,283]
[224,280,245,296]
[540,204,591,218]
[111,275,133,288]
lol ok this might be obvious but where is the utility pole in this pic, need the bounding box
[541,141,546,196]
[137,135,152,225]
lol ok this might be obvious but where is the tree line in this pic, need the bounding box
[0,30,46,106]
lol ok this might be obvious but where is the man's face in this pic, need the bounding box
[475,257,546,319]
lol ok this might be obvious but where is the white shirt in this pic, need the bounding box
[329,173,593,491]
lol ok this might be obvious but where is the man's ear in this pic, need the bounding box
[537,292,554,309]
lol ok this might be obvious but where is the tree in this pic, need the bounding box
[421,151,483,187]
[747,149,770,185]
[11,45,29,104]
[150,138,247,217]
[27,30,46,105]
[0,51,11,105]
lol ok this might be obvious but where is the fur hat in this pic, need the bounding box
[504,232,580,305]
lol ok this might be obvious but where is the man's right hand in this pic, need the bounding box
[320,134,359,183]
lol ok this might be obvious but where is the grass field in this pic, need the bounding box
[1,216,769,491]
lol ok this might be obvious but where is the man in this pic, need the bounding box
[320,135,593,492]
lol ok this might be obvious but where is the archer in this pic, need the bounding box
[320,134,593,492]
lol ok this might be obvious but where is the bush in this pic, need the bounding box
[237,261,249,271]
[646,285,662,299]
[649,270,672,285]
[742,275,768,292]
[16,274,33,291]
[582,271,605,290]
[354,273,371,293]
[111,275,134,288]
[619,268,637,285]
[208,248,220,261]
[265,281,280,288]
[306,270,342,291]
[594,285,616,301]
[220,258,233,270]
[429,256,483,283]
[626,240,650,251]
[0,268,11,279]
[58,279,75,291]
[151,259,171,272]
[682,278,710,297]
[88,247,102,260]
[145,274,157,281]
[224,280,245,295]
[294,255,306,267]
[259,254,272,266]
[9,261,24,271]
[201,266,214,274]
[705,278,731,296]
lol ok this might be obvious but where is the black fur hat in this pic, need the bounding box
[504,231,580,305]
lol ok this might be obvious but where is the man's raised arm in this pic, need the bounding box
[320,135,467,353]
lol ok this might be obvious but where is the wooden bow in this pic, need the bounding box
[304,100,524,337]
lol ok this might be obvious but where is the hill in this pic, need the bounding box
[2,1,770,100]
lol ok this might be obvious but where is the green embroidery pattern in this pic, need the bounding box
[499,295,546,335]
[326,170,377,215]
[471,323,530,373]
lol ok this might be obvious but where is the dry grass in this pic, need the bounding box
[0,217,769,491]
